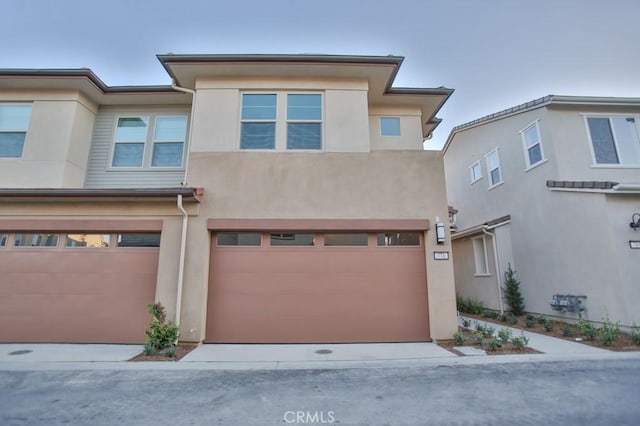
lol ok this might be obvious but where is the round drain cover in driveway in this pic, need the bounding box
[315,349,333,354]
[9,350,33,355]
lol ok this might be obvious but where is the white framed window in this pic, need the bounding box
[585,115,640,166]
[151,116,187,167]
[0,104,32,158]
[240,94,277,150]
[287,94,322,150]
[240,92,323,151]
[472,236,489,275]
[112,116,149,167]
[485,148,503,188]
[520,121,546,169]
[469,161,483,184]
[380,117,401,136]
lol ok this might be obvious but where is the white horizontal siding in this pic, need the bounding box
[85,106,189,188]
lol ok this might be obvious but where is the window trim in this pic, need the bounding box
[519,120,547,170]
[484,147,503,189]
[151,115,188,169]
[379,116,401,137]
[582,113,640,168]
[469,160,483,184]
[0,103,32,159]
[471,236,490,276]
[239,92,324,152]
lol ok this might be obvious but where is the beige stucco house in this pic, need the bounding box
[443,95,640,328]
[0,54,458,344]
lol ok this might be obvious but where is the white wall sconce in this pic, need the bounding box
[631,213,640,231]
[435,221,446,245]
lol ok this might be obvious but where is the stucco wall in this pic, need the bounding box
[0,91,96,188]
[369,106,424,151]
[179,151,458,341]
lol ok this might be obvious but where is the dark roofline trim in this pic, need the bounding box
[0,187,203,201]
[0,69,183,95]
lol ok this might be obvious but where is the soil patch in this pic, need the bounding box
[129,343,199,362]
[464,313,640,352]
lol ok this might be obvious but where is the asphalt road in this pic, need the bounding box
[1,359,639,425]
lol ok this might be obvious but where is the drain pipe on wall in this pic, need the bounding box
[171,80,196,329]
[482,227,505,314]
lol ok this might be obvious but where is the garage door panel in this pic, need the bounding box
[0,245,158,343]
[207,232,429,343]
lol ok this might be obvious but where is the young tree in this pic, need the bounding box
[503,263,525,316]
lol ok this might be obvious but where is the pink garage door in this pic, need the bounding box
[0,233,159,343]
[206,232,430,343]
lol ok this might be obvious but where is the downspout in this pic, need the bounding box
[171,79,196,329]
[482,227,505,314]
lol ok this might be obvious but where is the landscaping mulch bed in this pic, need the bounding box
[129,343,199,362]
[464,313,640,352]
[437,327,539,356]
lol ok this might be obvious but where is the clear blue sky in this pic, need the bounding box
[3,0,639,149]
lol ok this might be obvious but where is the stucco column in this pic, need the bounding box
[424,229,458,340]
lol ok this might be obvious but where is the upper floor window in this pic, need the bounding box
[287,94,322,150]
[485,148,503,188]
[0,104,32,158]
[240,93,323,151]
[586,116,640,166]
[469,161,482,184]
[240,94,277,149]
[380,117,401,136]
[111,116,187,168]
[521,121,545,168]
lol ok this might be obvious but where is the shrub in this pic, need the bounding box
[560,324,576,337]
[536,314,547,325]
[456,295,485,315]
[511,333,529,350]
[484,337,502,352]
[631,323,640,345]
[474,333,484,345]
[453,331,465,345]
[143,343,156,356]
[145,303,179,354]
[483,325,496,337]
[578,319,597,340]
[597,318,620,346]
[506,312,518,325]
[482,310,500,319]
[474,322,485,333]
[498,328,513,343]
[462,318,471,328]
[502,264,525,316]
[163,345,177,358]
[525,317,535,328]
[542,318,555,332]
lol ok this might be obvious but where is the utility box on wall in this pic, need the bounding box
[549,294,586,315]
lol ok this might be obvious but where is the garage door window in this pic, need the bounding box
[377,232,421,246]
[117,233,161,247]
[0,233,6,247]
[14,233,58,247]
[66,234,111,248]
[217,232,262,246]
[270,233,315,246]
[324,233,368,246]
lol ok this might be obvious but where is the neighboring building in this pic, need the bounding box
[443,95,640,327]
[0,54,458,344]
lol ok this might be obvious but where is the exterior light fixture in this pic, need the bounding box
[631,213,640,231]
[435,222,446,245]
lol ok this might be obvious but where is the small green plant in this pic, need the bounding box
[597,317,620,346]
[542,318,555,332]
[462,318,471,328]
[474,332,484,346]
[456,295,485,315]
[578,319,597,340]
[453,331,465,345]
[483,310,500,319]
[505,312,517,325]
[525,316,535,328]
[498,328,512,343]
[502,264,525,316]
[163,345,177,358]
[474,322,485,333]
[144,302,179,355]
[536,314,547,325]
[511,333,529,350]
[484,337,503,352]
[483,325,496,337]
[560,324,576,337]
[143,343,155,356]
[631,323,640,345]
